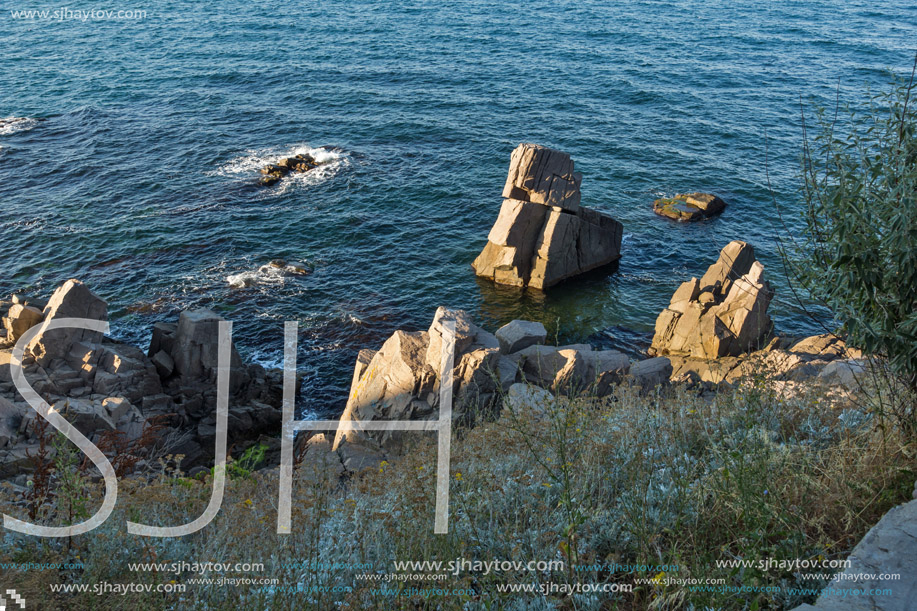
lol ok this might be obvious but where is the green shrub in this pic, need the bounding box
[792,60,917,394]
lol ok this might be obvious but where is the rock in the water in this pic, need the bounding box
[26,279,107,367]
[649,241,773,358]
[653,192,727,222]
[473,143,623,289]
[259,153,321,186]
[495,320,548,354]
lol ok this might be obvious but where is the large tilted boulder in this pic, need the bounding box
[26,279,107,366]
[473,144,623,289]
[649,241,773,359]
[332,307,506,455]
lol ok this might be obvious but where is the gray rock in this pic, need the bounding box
[817,359,867,391]
[151,349,175,378]
[505,383,554,413]
[495,320,548,354]
[650,242,772,359]
[629,357,673,389]
[791,498,917,611]
[473,144,623,290]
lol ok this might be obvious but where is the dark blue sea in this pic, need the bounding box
[2,1,915,416]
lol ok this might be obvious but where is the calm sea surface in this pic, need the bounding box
[2,1,915,415]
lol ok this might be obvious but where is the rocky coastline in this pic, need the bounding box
[0,143,871,487]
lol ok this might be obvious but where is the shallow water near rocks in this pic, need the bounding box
[1,0,915,417]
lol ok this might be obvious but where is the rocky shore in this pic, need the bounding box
[0,143,870,488]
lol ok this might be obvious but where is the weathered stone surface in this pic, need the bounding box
[474,144,623,290]
[426,307,476,374]
[817,359,867,391]
[653,192,727,222]
[505,383,554,413]
[2,304,43,345]
[151,350,175,378]
[650,241,773,358]
[584,350,631,394]
[26,280,107,367]
[502,144,580,211]
[336,440,385,472]
[333,329,433,452]
[791,498,917,611]
[56,398,115,436]
[628,357,673,389]
[171,309,244,382]
[495,320,548,354]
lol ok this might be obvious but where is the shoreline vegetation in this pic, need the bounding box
[2,73,915,607]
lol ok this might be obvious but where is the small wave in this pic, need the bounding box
[227,260,311,289]
[0,117,40,136]
[214,144,350,191]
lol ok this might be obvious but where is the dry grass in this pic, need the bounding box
[1,369,914,610]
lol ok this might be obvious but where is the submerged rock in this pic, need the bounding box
[653,192,727,221]
[258,153,321,187]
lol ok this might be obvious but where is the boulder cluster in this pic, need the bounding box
[473,144,623,289]
[649,240,773,359]
[329,307,669,469]
[0,280,290,479]
[653,192,727,221]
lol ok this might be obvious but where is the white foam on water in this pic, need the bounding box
[0,117,39,136]
[215,144,350,192]
[226,261,311,289]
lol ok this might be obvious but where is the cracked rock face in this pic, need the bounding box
[649,241,773,359]
[473,143,623,290]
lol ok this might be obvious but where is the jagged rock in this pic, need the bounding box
[336,440,384,472]
[334,309,521,459]
[584,350,631,394]
[649,241,773,359]
[2,304,43,346]
[473,144,623,289]
[56,398,115,436]
[151,350,174,378]
[495,320,548,354]
[653,192,727,222]
[426,307,476,374]
[502,144,581,211]
[26,279,107,367]
[297,433,345,485]
[0,444,38,478]
[333,329,434,453]
[102,397,131,422]
[114,404,147,442]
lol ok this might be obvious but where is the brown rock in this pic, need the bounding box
[26,280,107,367]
